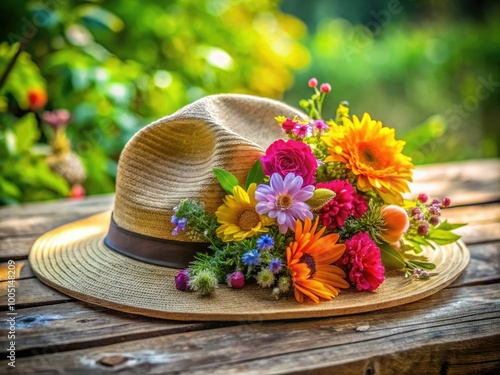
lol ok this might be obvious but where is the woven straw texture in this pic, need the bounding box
[113,94,306,241]
[29,211,470,321]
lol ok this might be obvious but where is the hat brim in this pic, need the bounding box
[29,212,470,321]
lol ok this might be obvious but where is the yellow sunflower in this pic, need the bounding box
[215,183,273,242]
[286,218,349,303]
[322,113,414,205]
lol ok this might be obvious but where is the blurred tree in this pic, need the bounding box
[0,0,309,204]
[282,0,500,163]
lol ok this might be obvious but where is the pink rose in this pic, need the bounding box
[261,139,318,186]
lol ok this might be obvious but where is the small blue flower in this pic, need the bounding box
[242,249,261,266]
[256,234,274,251]
[268,258,283,274]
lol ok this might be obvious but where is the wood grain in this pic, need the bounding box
[1,284,498,374]
[0,277,72,310]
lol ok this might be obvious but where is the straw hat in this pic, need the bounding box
[29,94,470,321]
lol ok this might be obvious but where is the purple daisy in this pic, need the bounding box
[255,173,314,234]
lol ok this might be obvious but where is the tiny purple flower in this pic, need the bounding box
[313,119,329,134]
[227,271,245,289]
[429,206,441,216]
[268,258,283,274]
[417,224,430,236]
[431,198,441,206]
[175,269,190,291]
[429,215,440,225]
[255,173,314,234]
[292,123,312,139]
[171,216,187,236]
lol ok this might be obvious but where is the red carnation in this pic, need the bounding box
[337,232,385,291]
[317,180,356,228]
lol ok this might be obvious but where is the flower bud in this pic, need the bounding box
[227,271,245,289]
[175,269,190,291]
[442,197,451,207]
[417,193,428,203]
[320,83,331,93]
[308,78,318,88]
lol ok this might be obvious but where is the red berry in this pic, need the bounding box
[320,83,331,93]
[417,193,428,203]
[442,197,451,207]
[308,78,318,88]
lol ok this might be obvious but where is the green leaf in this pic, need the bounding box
[379,243,406,270]
[405,239,424,254]
[427,228,461,245]
[14,114,39,153]
[213,168,239,195]
[435,220,467,231]
[0,175,21,198]
[407,260,436,270]
[245,158,264,189]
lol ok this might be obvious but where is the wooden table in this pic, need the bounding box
[1,159,499,374]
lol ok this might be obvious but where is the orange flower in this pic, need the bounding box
[286,218,349,303]
[380,205,410,243]
[322,113,414,204]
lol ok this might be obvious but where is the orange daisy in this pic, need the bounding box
[286,218,349,303]
[322,113,414,205]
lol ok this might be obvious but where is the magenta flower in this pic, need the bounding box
[261,139,318,187]
[317,180,357,229]
[175,269,190,291]
[227,271,245,289]
[351,191,369,219]
[336,232,385,291]
[255,173,314,234]
[292,123,312,139]
[281,118,297,133]
[313,120,329,134]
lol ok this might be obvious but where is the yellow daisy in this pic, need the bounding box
[322,113,414,204]
[215,183,273,242]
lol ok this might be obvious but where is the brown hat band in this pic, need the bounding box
[104,216,211,268]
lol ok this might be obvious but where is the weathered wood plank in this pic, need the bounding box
[0,301,213,357]
[409,158,500,206]
[0,195,113,237]
[0,260,34,281]
[451,241,500,287]
[0,278,72,310]
[0,235,39,261]
[1,284,498,374]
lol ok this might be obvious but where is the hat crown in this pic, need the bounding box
[112,94,306,241]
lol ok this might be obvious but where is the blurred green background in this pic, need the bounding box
[0,0,498,205]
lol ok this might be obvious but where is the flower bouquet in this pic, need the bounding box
[172,78,465,303]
